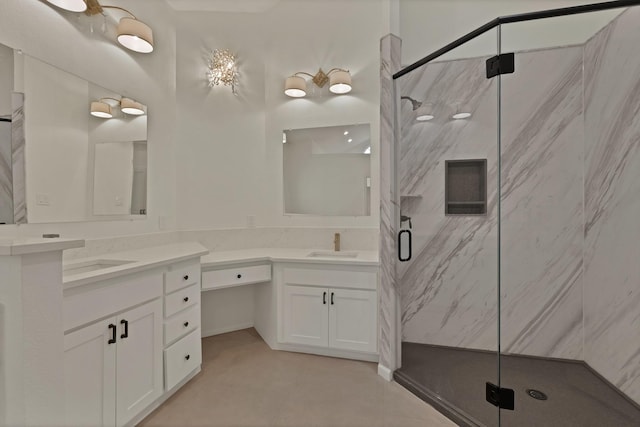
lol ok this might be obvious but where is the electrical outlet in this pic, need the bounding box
[36,193,50,206]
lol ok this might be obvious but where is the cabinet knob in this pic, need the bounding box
[184,321,189,327]
[185,354,190,361]
[237,274,242,279]
[183,275,189,281]
[183,296,189,302]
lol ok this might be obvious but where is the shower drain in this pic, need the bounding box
[526,389,548,401]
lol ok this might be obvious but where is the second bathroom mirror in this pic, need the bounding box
[283,123,371,216]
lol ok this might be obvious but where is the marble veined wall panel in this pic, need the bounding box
[500,46,584,359]
[398,46,585,359]
[397,57,500,351]
[584,7,640,405]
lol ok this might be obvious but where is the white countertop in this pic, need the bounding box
[0,237,85,256]
[63,244,378,289]
[201,248,379,268]
[63,242,209,289]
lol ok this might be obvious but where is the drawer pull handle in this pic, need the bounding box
[183,296,189,302]
[185,354,190,361]
[323,291,327,305]
[331,292,334,305]
[183,275,189,281]
[120,319,129,339]
[184,321,189,327]
[108,324,117,344]
[237,274,242,279]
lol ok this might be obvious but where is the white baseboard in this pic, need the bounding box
[201,322,254,338]
[378,363,393,381]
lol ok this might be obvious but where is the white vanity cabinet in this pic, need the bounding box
[63,274,163,427]
[277,263,378,356]
[62,250,206,427]
[162,260,202,391]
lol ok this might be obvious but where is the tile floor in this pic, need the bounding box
[140,328,455,427]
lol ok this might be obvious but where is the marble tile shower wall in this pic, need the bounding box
[398,7,639,404]
[583,7,640,405]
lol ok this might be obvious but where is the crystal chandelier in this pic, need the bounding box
[207,49,238,92]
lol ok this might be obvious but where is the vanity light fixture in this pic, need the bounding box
[207,49,238,92]
[90,97,145,118]
[90,101,113,118]
[46,0,155,54]
[45,0,87,12]
[284,68,352,98]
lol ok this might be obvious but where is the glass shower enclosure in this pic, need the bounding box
[392,1,640,426]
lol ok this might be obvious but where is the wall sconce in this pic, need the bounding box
[284,68,352,98]
[401,96,434,121]
[90,97,145,118]
[44,0,154,54]
[207,49,238,92]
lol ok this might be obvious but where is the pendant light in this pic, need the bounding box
[284,76,307,98]
[329,70,352,94]
[90,101,112,118]
[120,98,145,115]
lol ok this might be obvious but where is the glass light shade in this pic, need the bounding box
[284,76,307,98]
[329,70,352,94]
[452,112,471,119]
[120,98,145,115]
[45,0,87,12]
[117,17,154,54]
[90,101,112,118]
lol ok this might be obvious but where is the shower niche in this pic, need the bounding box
[444,159,487,215]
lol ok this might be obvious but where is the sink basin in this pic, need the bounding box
[306,251,358,259]
[63,259,135,276]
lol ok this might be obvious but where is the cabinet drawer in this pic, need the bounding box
[165,284,200,318]
[283,267,377,291]
[202,264,271,291]
[164,305,200,346]
[164,329,201,391]
[165,263,200,294]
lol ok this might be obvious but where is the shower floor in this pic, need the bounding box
[394,342,640,427]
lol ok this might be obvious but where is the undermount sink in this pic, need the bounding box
[63,259,135,276]
[306,251,358,259]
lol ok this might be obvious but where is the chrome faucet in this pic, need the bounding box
[334,233,341,252]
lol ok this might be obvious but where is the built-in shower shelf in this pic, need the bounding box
[447,201,485,205]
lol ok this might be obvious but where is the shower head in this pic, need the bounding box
[401,96,422,111]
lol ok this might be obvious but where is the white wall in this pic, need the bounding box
[400,0,623,64]
[174,0,388,230]
[0,0,176,238]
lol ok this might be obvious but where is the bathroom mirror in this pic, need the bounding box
[283,123,371,216]
[0,41,148,223]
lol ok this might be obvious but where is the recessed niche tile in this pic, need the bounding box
[445,159,487,215]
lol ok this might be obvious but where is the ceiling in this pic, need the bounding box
[165,0,281,13]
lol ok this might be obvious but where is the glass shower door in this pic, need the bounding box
[498,6,640,426]
[393,28,502,426]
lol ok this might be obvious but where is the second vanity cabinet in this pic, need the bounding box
[63,274,164,427]
[278,263,378,355]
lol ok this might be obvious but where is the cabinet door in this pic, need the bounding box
[64,318,117,427]
[328,288,377,353]
[283,285,329,347]
[115,299,163,426]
